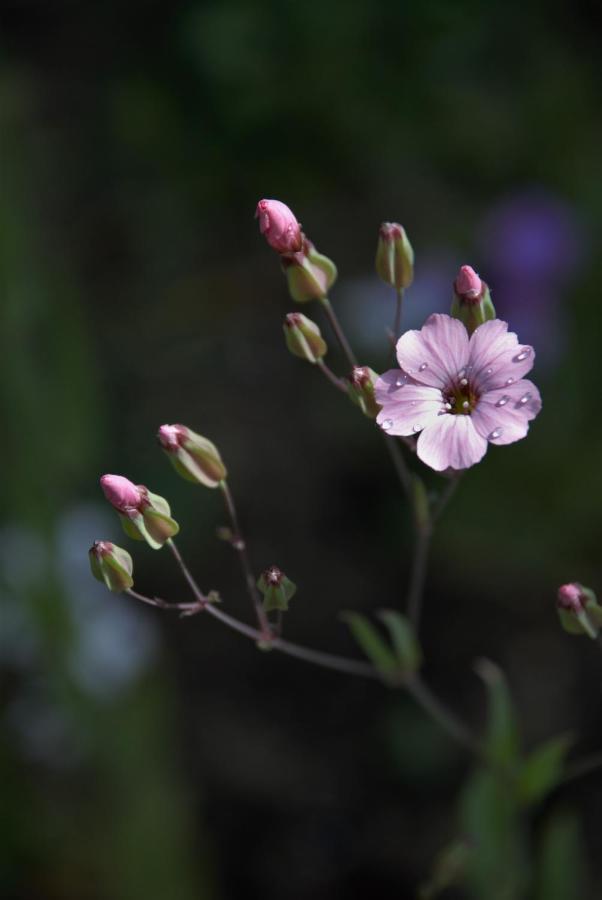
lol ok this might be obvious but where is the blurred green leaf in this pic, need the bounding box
[517,734,572,809]
[341,611,399,680]
[419,837,472,899]
[475,658,520,768]
[534,810,587,900]
[459,768,528,900]
[378,609,422,674]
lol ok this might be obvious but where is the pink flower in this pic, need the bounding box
[100,474,144,514]
[375,314,542,471]
[454,265,483,301]
[255,199,303,254]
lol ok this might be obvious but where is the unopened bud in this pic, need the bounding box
[450,265,496,335]
[158,424,227,488]
[89,541,134,592]
[282,239,337,303]
[556,582,601,639]
[347,366,381,418]
[375,222,414,290]
[100,474,179,549]
[257,566,297,613]
[255,199,303,254]
[283,313,327,363]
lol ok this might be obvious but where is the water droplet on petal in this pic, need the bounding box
[460,377,468,387]
[514,348,531,362]
[445,402,452,410]
[419,363,428,372]
[488,428,503,440]
[395,375,407,387]
[458,368,466,378]
[496,395,510,407]
[505,377,514,386]
[412,424,422,432]
[462,400,470,410]
[518,392,532,405]
[381,418,394,431]
[485,367,493,376]
[410,400,417,407]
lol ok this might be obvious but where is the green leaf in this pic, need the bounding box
[459,767,528,900]
[341,611,399,680]
[534,810,587,900]
[517,734,572,808]
[475,658,520,767]
[378,609,422,674]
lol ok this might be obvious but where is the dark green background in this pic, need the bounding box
[1,1,601,897]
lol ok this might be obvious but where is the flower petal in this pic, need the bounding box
[375,379,444,437]
[468,319,535,393]
[395,314,470,389]
[416,414,488,471]
[471,379,542,446]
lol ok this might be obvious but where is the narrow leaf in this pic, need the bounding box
[378,609,422,674]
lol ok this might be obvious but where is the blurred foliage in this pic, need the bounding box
[1,0,601,897]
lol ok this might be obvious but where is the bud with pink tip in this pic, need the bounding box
[257,565,297,612]
[255,199,303,254]
[99,474,179,549]
[283,312,327,364]
[556,582,602,638]
[158,424,227,489]
[347,366,381,418]
[450,265,496,335]
[375,222,414,290]
[89,540,134,592]
[100,474,143,514]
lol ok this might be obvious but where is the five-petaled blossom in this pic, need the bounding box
[376,314,542,471]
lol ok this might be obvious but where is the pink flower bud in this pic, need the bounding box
[454,265,483,301]
[157,424,186,452]
[557,583,584,613]
[255,199,303,254]
[100,474,143,514]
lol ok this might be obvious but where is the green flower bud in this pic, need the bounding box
[89,541,134,592]
[375,222,414,290]
[282,239,337,303]
[257,566,297,613]
[283,312,327,363]
[158,424,227,488]
[347,366,381,418]
[450,265,496,335]
[119,488,180,549]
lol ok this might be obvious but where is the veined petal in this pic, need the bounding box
[468,319,535,393]
[395,314,470,389]
[416,414,488,471]
[376,383,444,436]
[471,379,542,446]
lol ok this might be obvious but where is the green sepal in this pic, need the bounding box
[257,572,297,612]
[145,490,172,516]
[141,508,180,547]
[378,609,422,675]
[120,513,146,542]
[307,246,337,292]
[89,543,134,593]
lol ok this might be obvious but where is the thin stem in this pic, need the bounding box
[382,434,412,495]
[407,675,484,757]
[218,481,271,637]
[320,297,358,368]
[431,474,461,525]
[167,539,206,605]
[316,358,348,393]
[561,752,602,787]
[388,288,403,366]
[407,526,432,631]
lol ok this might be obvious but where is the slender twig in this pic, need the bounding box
[316,359,348,393]
[382,434,412,495]
[167,539,206,605]
[388,288,403,366]
[561,752,602,786]
[320,297,358,368]
[406,675,483,757]
[431,474,461,525]
[218,482,271,638]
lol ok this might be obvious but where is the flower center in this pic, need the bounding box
[445,377,479,415]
